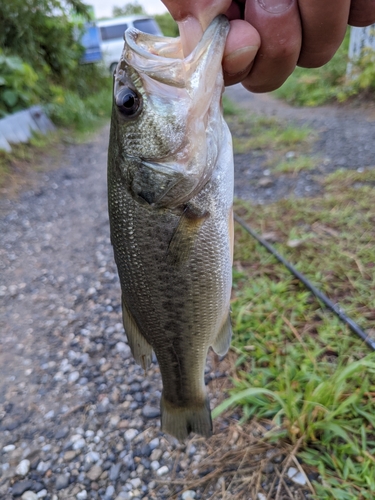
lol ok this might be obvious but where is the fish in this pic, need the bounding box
[107,15,234,441]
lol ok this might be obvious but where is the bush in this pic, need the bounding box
[0,0,112,129]
[0,51,40,116]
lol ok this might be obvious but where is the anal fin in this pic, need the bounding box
[212,314,232,356]
[166,205,209,266]
[121,297,153,370]
[160,394,212,441]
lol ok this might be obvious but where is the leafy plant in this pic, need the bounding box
[0,51,39,116]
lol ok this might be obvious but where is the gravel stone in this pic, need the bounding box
[21,492,38,500]
[36,490,48,498]
[104,485,115,498]
[142,405,160,419]
[56,473,70,490]
[156,465,169,476]
[182,491,197,500]
[87,465,103,481]
[76,491,88,500]
[109,463,122,481]
[287,467,307,486]
[16,459,31,476]
[124,429,138,441]
[3,444,16,452]
[12,480,34,496]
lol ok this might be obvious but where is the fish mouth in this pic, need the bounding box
[121,16,230,90]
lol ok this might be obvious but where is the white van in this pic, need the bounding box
[97,16,163,73]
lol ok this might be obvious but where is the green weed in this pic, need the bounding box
[274,155,317,174]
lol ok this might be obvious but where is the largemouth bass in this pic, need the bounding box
[108,16,234,441]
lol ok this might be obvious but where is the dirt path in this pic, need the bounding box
[225,85,375,203]
[1,89,374,499]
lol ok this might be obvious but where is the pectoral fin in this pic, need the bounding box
[212,314,232,356]
[121,297,153,370]
[166,205,209,266]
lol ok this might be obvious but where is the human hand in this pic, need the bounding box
[161,0,375,93]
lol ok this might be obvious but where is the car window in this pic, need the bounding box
[100,24,128,41]
[133,19,161,35]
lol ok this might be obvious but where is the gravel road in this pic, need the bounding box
[1,88,374,499]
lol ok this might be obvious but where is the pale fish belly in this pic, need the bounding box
[108,120,234,440]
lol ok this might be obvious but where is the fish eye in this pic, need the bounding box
[115,88,142,117]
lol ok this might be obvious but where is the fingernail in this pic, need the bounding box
[178,17,203,57]
[258,0,293,14]
[223,46,258,76]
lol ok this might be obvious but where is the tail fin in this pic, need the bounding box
[160,395,212,441]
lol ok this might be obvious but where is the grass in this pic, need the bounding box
[273,155,317,175]
[211,167,375,498]
[202,95,375,498]
[224,96,318,177]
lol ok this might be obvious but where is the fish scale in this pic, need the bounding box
[108,16,234,440]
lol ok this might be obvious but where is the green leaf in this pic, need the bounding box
[212,387,284,419]
[2,89,18,107]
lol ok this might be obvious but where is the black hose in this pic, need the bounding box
[234,213,375,351]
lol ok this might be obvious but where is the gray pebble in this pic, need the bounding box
[72,438,86,450]
[56,473,70,490]
[182,491,197,500]
[142,405,160,419]
[148,438,159,450]
[21,492,38,500]
[12,480,34,496]
[76,490,88,500]
[16,459,31,476]
[109,463,122,481]
[3,444,16,452]
[124,429,138,441]
[69,371,80,383]
[104,485,115,498]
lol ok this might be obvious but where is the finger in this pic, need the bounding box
[297,0,351,68]
[162,0,231,56]
[223,20,260,86]
[349,0,375,27]
[161,0,231,27]
[241,0,302,93]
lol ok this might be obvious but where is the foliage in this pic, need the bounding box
[338,48,375,101]
[112,2,146,17]
[46,77,112,132]
[0,51,40,116]
[0,0,111,130]
[154,12,179,38]
[276,28,375,106]
[0,0,90,80]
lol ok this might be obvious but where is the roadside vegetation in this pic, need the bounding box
[275,29,375,106]
[210,100,375,499]
[0,0,112,127]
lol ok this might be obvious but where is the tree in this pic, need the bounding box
[154,12,179,38]
[0,0,91,80]
[112,2,147,17]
